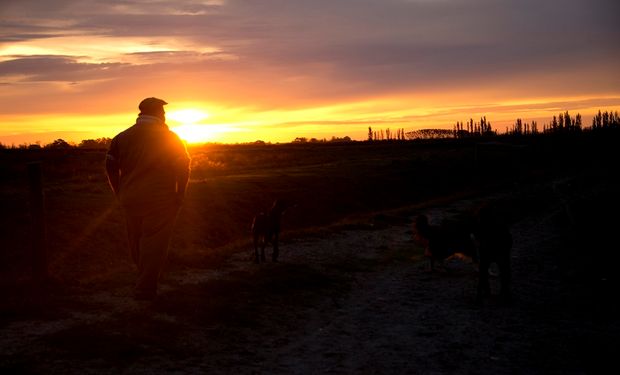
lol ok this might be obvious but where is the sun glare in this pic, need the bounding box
[171,124,214,144]
[167,108,222,143]
[167,109,209,125]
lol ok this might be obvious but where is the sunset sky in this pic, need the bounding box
[1,0,619,145]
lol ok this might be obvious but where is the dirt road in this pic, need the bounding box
[1,184,617,374]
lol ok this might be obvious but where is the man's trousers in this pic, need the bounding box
[124,205,178,297]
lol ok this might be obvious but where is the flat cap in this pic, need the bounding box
[138,97,168,114]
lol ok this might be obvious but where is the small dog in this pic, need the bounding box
[251,199,292,263]
[413,214,477,271]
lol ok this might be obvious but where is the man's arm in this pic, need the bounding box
[105,137,121,197]
[176,163,190,200]
[174,137,191,206]
[105,156,120,197]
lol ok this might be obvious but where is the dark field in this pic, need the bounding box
[0,139,538,281]
[1,134,619,373]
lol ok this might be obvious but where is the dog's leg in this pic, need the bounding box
[253,235,260,263]
[476,253,491,303]
[424,247,433,272]
[261,239,267,262]
[498,254,512,304]
[272,233,279,262]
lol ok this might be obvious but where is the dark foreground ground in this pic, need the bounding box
[1,175,619,374]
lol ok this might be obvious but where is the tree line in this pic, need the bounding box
[292,136,353,144]
[369,109,620,141]
[2,109,619,149]
[0,137,112,150]
[367,128,407,141]
[506,110,620,135]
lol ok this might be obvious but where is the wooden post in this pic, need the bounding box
[27,161,48,281]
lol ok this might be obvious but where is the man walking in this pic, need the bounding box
[106,97,190,301]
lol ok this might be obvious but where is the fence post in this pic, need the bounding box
[27,161,48,281]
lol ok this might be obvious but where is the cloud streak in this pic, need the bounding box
[0,56,129,82]
[0,0,619,142]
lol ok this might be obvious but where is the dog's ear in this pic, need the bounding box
[280,201,297,216]
[272,199,290,213]
[277,199,297,209]
[414,214,429,227]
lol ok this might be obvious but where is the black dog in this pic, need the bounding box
[251,199,291,263]
[414,205,512,303]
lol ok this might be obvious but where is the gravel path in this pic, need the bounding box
[2,185,617,374]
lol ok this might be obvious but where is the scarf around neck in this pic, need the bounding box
[135,114,167,128]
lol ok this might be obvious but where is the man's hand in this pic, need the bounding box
[175,193,185,207]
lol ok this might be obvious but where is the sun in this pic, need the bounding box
[166,109,213,143]
[167,108,209,125]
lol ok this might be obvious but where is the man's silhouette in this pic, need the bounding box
[106,97,190,301]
